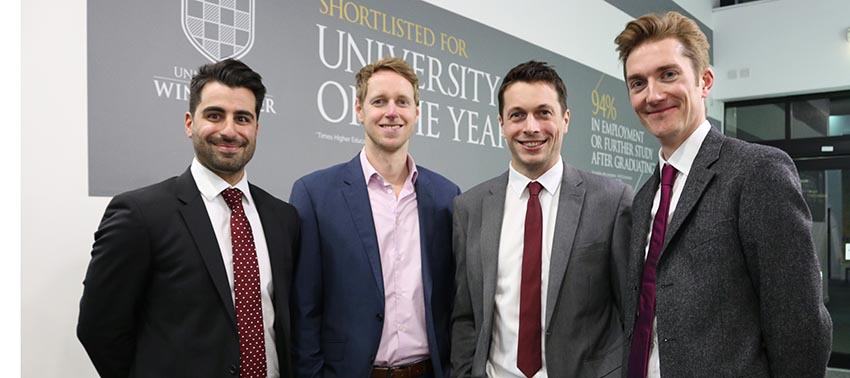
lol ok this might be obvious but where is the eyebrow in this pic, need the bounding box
[627,64,682,82]
[202,106,255,119]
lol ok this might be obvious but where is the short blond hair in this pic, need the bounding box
[355,57,419,105]
[614,11,710,79]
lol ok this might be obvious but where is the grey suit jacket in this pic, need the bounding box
[451,163,633,378]
[622,128,833,378]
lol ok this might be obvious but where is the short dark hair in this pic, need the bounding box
[189,58,266,119]
[498,60,568,116]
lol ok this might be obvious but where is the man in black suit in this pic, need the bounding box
[77,59,299,378]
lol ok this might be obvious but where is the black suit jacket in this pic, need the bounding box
[78,168,300,378]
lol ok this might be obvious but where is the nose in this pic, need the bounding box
[646,80,666,104]
[523,115,541,134]
[219,117,238,137]
[384,102,399,119]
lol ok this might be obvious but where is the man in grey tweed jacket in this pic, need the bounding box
[614,11,832,378]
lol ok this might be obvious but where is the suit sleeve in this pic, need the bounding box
[77,195,152,378]
[450,196,474,378]
[609,184,633,323]
[289,179,325,378]
[738,152,832,377]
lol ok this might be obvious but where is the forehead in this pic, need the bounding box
[503,81,560,108]
[364,70,415,97]
[197,81,256,112]
[625,38,691,76]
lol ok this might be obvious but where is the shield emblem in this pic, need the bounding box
[181,0,255,62]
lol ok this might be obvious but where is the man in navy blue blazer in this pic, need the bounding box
[289,57,460,378]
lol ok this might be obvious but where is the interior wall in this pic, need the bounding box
[20,1,783,377]
[712,0,850,101]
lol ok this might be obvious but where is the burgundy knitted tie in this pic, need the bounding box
[628,164,677,378]
[518,181,543,378]
[222,188,267,378]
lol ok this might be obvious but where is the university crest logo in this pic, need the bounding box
[181,0,255,62]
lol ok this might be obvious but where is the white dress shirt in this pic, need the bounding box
[644,120,711,378]
[487,158,563,378]
[191,158,279,378]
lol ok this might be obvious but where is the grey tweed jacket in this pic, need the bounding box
[622,128,832,378]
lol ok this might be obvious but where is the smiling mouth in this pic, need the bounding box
[646,106,676,115]
[214,143,243,153]
[380,124,403,130]
[520,140,545,147]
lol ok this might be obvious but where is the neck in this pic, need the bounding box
[364,145,409,187]
[660,120,704,160]
[217,170,245,186]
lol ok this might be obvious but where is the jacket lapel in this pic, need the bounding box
[632,169,660,267]
[545,164,585,329]
[176,168,237,330]
[481,173,508,323]
[340,156,385,297]
[660,129,723,262]
[415,173,436,313]
[252,185,290,309]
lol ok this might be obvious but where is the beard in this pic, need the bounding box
[192,134,255,177]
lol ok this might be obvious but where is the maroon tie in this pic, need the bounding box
[628,164,677,378]
[222,188,267,378]
[518,181,543,378]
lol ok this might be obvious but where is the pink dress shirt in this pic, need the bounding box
[359,150,430,367]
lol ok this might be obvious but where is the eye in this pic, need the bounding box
[662,70,678,81]
[629,80,646,91]
[510,112,525,120]
[371,98,384,106]
[236,115,251,123]
[397,99,409,106]
[206,112,222,121]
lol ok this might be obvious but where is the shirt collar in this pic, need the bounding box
[191,157,254,205]
[658,120,711,177]
[507,157,563,198]
[359,148,419,187]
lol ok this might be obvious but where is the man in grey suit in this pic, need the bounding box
[451,61,633,378]
[615,12,832,378]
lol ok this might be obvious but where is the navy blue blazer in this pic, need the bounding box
[289,155,460,378]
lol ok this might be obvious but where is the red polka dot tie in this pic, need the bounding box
[222,188,267,378]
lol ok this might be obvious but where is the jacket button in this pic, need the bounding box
[229,365,238,375]
[376,313,384,321]
[633,285,638,291]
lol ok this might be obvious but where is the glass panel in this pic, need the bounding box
[825,169,850,364]
[724,103,785,141]
[829,98,850,137]
[800,170,826,222]
[791,99,830,139]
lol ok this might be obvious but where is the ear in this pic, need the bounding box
[184,112,193,138]
[355,100,365,124]
[700,67,714,98]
